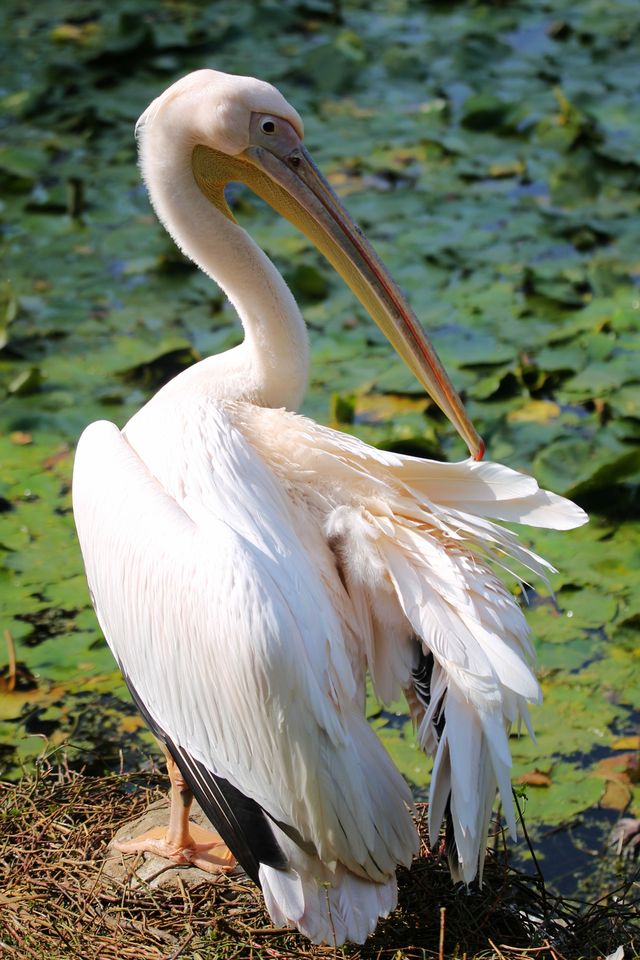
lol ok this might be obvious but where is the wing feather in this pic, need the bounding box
[230,403,587,882]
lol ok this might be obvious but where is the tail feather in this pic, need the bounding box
[388,537,530,878]
[324,457,579,884]
[259,856,397,946]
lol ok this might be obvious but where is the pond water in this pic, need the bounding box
[1,0,639,901]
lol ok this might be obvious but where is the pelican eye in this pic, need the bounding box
[261,119,276,135]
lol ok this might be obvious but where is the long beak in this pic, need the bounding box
[191,137,484,461]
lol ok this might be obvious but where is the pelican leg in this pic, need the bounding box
[114,754,236,873]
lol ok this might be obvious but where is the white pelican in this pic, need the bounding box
[73,70,587,945]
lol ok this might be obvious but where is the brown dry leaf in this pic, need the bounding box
[121,715,146,733]
[356,393,428,420]
[515,769,552,787]
[50,22,99,44]
[601,779,632,811]
[0,680,66,721]
[594,753,636,782]
[507,400,560,424]
[10,430,33,445]
[612,735,640,750]
[592,752,640,806]
[489,160,525,178]
[42,444,70,469]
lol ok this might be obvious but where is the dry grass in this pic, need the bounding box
[0,764,637,960]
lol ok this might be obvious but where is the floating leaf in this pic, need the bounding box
[533,436,640,497]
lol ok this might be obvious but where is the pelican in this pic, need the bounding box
[73,70,587,945]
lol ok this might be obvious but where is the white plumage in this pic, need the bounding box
[73,70,587,945]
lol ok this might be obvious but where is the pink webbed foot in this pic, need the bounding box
[114,822,236,873]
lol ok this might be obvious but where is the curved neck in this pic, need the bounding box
[139,125,309,410]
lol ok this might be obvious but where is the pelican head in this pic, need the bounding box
[137,69,484,460]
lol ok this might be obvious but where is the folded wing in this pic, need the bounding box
[73,404,418,942]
